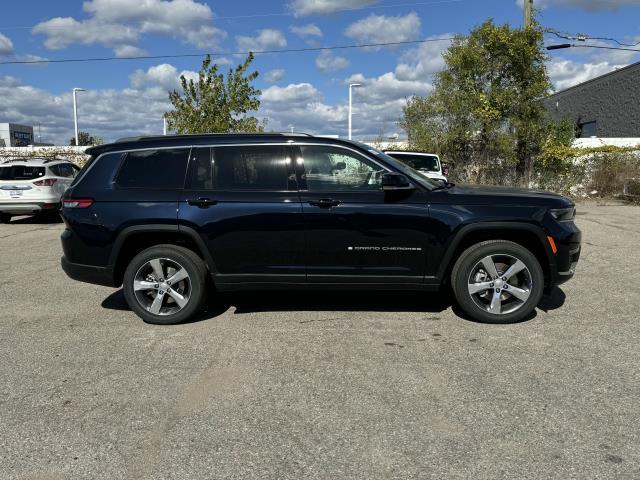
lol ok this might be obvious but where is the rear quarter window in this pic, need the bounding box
[116,149,190,189]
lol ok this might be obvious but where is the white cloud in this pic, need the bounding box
[315,51,350,73]
[518,0,640,10]
[32,0,225,55]
[262,83,321,105]
[289,0,379,16]
[344,12,421,47]
[236,29,287,52]
[113,45,147,58]
[290,23,323,37]
[32,18,138,50]
[259,83,346,134]
[547,58,629,90]
[394,37,453,81]
[0,33,14,56]
[265,69,286,83]
[129,64,198,90]
[0,75,171,144]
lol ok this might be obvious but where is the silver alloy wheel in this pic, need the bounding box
[467,254,533,315]
[133,258,191,316]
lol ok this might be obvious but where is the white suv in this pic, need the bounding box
[0,158,80,223]
[383,151,447,183]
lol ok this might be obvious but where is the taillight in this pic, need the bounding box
[33,178,57,187]
[62,198,93,209]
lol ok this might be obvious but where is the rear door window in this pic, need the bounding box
[0,165,46,181]
[188,145,294,191]
[116,149,190,189]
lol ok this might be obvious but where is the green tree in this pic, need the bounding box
[166,53,264,134]
[400,20,552,186]
[69,131,101,146]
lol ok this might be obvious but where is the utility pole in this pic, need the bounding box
[524,0,533,28]
[348,83,362,141]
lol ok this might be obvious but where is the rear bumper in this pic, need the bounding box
[61,256,116,287]
[0,201,60,215]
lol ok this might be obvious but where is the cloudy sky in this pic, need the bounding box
[0,0,639,144]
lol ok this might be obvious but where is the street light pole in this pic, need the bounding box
[72,88,86,146]
[348,83,362,141]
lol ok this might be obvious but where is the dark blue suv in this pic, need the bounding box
[60,133,581,325]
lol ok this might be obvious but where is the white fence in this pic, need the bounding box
[0,146,91,166]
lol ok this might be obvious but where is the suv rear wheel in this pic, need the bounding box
[451,240,544,324]
[123,245,208,325]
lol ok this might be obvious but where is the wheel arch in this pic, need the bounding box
[109,225,216,287]
[437,222,555,286]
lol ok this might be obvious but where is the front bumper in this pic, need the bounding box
[547,221,582,287]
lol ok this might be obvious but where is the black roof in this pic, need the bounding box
[85,132,349,156]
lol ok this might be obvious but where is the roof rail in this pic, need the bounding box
[114,132,314,143]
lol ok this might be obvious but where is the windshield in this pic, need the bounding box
[388,153,440,172]
[355,144,441,190]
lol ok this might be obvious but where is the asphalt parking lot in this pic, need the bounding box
[1,204,639,480]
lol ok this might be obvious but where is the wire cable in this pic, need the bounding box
[546,28,640,47]
[0,37,456,66]
[0,0,466,30]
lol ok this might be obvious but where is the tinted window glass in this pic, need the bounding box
[300,145,384,192]
[0,165,46,180]
[117,149,189,189]
[189,147,214,190]
[189,146,291,191]
[50,163,77,178]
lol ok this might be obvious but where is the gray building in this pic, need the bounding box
[0,123,34,147]
[545,61,640,138]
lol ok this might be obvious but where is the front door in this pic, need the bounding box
[178,145,305,284]
[294,144,431,284]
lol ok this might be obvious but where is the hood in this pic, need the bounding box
[434,184,573,207]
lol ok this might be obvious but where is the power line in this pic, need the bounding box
[0,37,456,66]
[571,44,640,52]
[0,0,466,30]
[546,28,640,47]
[546,43,640,53]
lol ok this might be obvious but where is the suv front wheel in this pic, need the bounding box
[451,240,544,324]
[123,245,208,325]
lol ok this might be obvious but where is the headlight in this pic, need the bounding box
[550,207,576,222]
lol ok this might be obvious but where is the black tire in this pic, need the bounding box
[0,213,11,224]
[123,244,208,325]
[451,240,544,324]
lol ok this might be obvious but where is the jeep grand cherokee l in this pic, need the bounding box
[60,133,581,325]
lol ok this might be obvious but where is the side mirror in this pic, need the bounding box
[332,161,346,171]
[381,172,415,191]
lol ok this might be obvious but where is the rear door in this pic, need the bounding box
[49,163,80,198]
[178,144,305,284]
[294,144,431,284]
